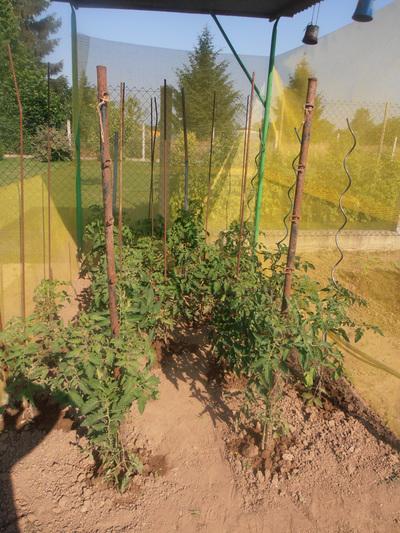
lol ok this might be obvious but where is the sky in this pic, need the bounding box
[46,0,393,81]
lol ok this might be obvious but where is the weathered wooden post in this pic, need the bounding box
[96,65,120,336]
[281,78,317,313]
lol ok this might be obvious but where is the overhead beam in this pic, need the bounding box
[64,0,320,20]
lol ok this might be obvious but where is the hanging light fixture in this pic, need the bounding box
[302,2,320,45]
[352,0,374,22]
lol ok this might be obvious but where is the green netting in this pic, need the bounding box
[77,83,161,229]
[74,2,400,237]
[1,0,399,434]
[0,145,79,321]
[71,1,400,436]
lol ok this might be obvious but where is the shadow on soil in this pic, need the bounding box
[159,328,235,430]
[0,393,63,533]
[160,328,400,456]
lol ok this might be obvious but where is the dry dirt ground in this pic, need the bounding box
[1,329,399,533]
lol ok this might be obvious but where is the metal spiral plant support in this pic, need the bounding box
[276,126,302,247]
[245,128,262,225]
[331,118,356,288]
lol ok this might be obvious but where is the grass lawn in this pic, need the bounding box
[1,146,399,237]
[0,158,158,235]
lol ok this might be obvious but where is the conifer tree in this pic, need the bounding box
[175,27,241,142]
[273,58,334,144]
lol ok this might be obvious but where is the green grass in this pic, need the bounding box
[1,147,399,238]
[0,158,159,235]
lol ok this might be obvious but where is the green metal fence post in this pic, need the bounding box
[71,5,83,250]
[253,18,279,244]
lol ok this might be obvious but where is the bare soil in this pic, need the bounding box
[1,329,399,533]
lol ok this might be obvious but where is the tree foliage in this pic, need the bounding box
[273,58,334,144]
[11,0,62,73]
[78,74,145,158]
[174,27,241,141]
[0,0,70,153]
[170,27,242,212]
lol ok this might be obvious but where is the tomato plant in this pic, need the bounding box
[0,206,381,490]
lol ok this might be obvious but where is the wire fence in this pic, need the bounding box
[79,85,161,228]
[1,79,400,322]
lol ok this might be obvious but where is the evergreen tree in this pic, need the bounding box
[273,57,334,144]
[11,0,62,73]
[174,27,241,142]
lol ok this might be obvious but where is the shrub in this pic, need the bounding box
[32,125,72,162]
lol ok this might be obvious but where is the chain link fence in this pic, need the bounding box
[79,85,160,229]
[256,97,400,235]
[1,81,400,322]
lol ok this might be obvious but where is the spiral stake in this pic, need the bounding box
[276,125,302,248]
[331,118,356,289]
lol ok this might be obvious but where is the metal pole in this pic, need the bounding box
[149,97,158,236]
[377,101,389,163]
[71,6,83,250]
[181,87,189,210]
[211,14,264,106]
[253,18,280,245]
[205,91,216,234]
[97,66,120,336]
[162,80,168,279]
[281,78,317,313]
[41,66,49,279]
[392,136,398,160]
[113,131,119,214]
[7,43,26,320]
[142,122,146,161]
[118,82,125,269]
[237,74,255,275]
[47,62,53,280]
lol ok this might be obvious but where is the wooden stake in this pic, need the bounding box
[281,78,317,313]
[205,91,216,234]
[7,43,25,319]
[181,87,189,210]
[237,74,255,275]
[96,65,120,336]
[118,82,125,270]
[47,62,53,280]
[377,101,389,164]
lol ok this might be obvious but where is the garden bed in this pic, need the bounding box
[0,328,399,533]
[1,210,399,532]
